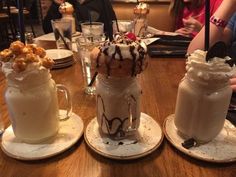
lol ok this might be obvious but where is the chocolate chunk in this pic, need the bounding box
[225,58,236,67]
[206,41,227,62]
[182,138,196,149]
[118,142,124,145]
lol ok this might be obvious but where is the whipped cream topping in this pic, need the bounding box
[0,41,54,83]
[135,2,149,10]
[59,2,74,14]
[186,50,236,83]
[134,2,149,15]
[2,62,50,85]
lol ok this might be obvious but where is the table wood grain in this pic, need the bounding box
[0,40,235,177]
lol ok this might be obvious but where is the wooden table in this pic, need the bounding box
[0,41,235,177]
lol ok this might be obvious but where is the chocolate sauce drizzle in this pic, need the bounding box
[130,45,137,76]
[97,94,138,138]
[95,40,146,76]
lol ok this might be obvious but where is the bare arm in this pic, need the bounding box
[187,0,236,53]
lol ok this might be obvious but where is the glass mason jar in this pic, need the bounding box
[96,74,142,139]
[5,71,71,143]
[174,74,232,143]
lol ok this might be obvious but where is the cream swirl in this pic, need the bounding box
[59,2,74,15]
[186,50,236,83]
[0,41,54,82]
[134,2,150,15]
[2,62,50,84]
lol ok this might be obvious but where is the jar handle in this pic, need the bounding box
[56,84,72,120]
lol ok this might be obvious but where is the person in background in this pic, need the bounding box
[169,0,222,37]
[187,0,236,90]
[42,0,117,38]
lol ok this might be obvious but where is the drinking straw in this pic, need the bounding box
[115,17,120,32]
[88,10,92,26]
[55,28,70,50]
[204,0,210,51]
[101,0,113,41]
[88,71,98,87]
[17,0,25,43]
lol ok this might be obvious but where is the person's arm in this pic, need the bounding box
[175,17,203,37]
[187,0,236,53]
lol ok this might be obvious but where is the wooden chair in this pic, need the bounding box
[4,0,36,38]
[9,7,36,37]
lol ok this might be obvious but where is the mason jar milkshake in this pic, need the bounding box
[133,2,150,38]
[91,33,148,139]
[174,49,236,142]
[0,41,60,143]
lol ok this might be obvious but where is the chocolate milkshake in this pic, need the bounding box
[91,33,147,139]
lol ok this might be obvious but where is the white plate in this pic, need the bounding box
[84,113,164,160]
[52,60,75,69]
[163,114,236,163]
[1,110,84,161]
[46,49,73,61]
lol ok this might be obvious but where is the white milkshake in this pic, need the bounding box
[0,41,59,143]
[174,50,236,142]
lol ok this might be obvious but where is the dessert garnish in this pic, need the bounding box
[90,32,147,80]
[206,41,227,62]
[182,138,197,149]
[0,41,54,72]
[205,41,236,66]
[125,32,137,41]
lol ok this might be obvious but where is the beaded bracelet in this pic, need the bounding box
[210,16,228,28]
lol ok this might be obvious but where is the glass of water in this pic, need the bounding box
[81,22,104,38]
[51,19,72,50]
[76,22,104,95]
[76,36,98,95]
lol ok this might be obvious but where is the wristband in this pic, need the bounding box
[210,16,228,28]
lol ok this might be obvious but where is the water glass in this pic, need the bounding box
[51,19,72,50]
[112,20,134,33]
[76,36,97,95]
[81,22,104,39]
